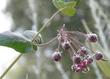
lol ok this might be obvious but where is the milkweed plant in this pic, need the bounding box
[0,0,108,79]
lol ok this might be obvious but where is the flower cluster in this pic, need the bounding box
[51,25,104,73]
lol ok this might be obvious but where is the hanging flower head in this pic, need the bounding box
[39,24,105,73]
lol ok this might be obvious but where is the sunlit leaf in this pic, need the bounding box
[52,0,77,16]
[0,32,37,53]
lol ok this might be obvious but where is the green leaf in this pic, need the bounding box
[61,7,76,16]
[0,32,37,53]
[64,1,77,7]
[52,0,77,16]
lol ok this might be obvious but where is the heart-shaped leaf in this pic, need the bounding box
[0,32,37,54]
[52,0,77,16]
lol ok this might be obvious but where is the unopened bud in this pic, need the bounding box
[86,33,98,42]
[51,51,62,61]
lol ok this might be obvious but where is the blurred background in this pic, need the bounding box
[0,0,110,79]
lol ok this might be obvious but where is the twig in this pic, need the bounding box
[38,36,58,47]
[0,54,23,79]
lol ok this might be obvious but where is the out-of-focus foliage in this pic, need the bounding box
[6,0,33,31]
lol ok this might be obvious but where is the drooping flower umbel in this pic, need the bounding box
[40,24,105,73]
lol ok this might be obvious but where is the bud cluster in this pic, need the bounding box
[71,49,103,72]
[50,25,105,73]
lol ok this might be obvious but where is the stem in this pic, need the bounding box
[0,54,23,79]
[81,19,91,33]
[38,36,58,47]
[32,8,65,43]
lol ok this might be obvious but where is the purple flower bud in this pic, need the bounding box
[71,64,82,72]
[86,33,98,42]
[73,55,81,64]
[87,58,93,64]
[75,67,82,72]
[77,47,88,56]
[95,52,103,60]
[81,60,88,68]
[51,51,62,61]
[61,41,70,49]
